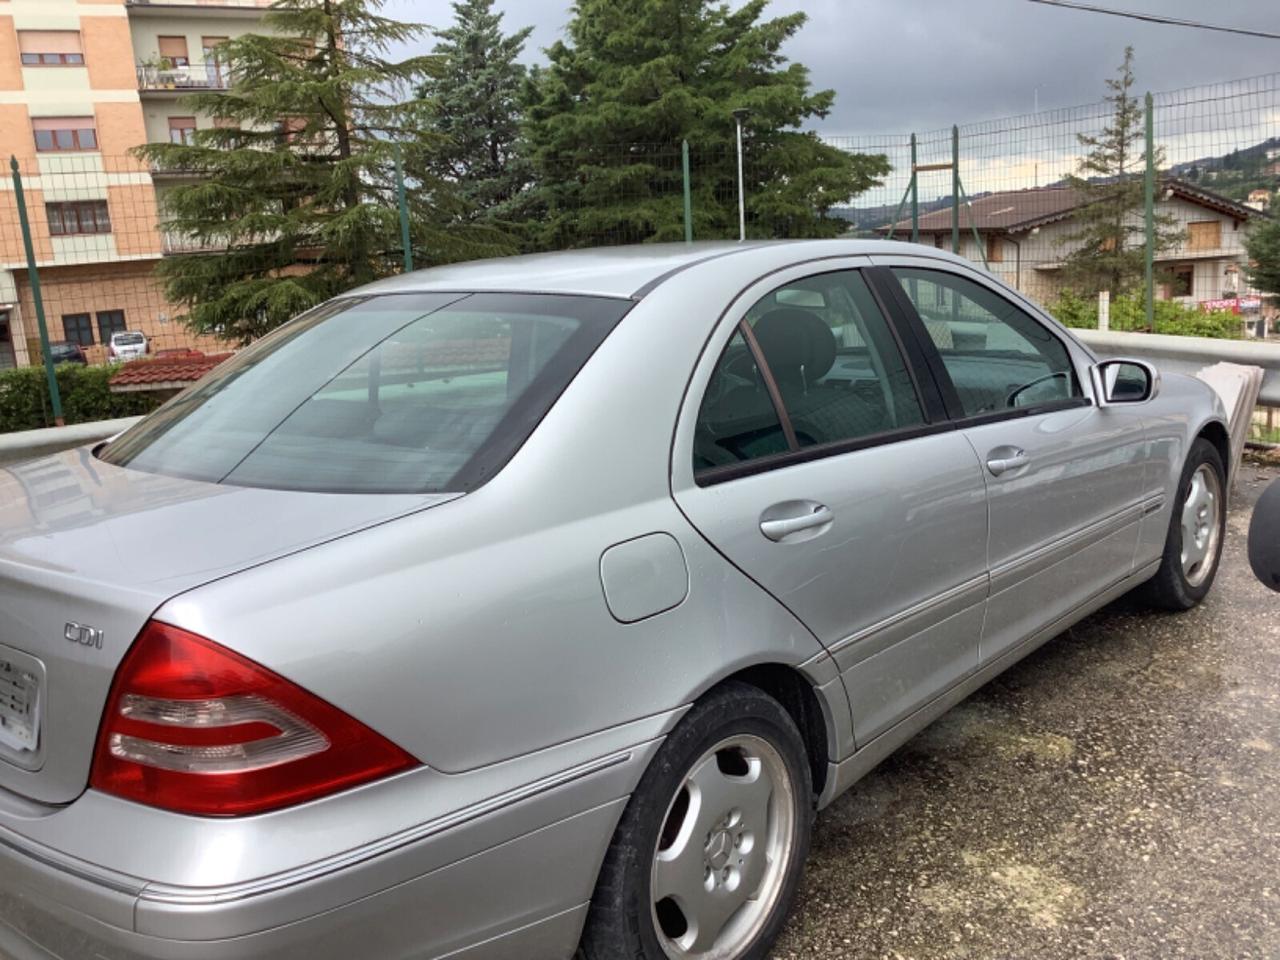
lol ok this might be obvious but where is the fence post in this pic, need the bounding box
[1098,290,1111,332]
[394,143,413,274]
[1143,92,1155,333]
[951,126,960,255]
[910,133,919,243]
[9,156,63,427]
[681,140,693,244]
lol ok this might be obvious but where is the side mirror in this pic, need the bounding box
[1090,358,1159,407]
[1249,479,1280,592]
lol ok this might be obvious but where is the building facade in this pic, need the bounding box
[0,0,273,369]
[881,180,1272,319]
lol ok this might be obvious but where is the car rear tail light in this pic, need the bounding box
[91,621,417,816]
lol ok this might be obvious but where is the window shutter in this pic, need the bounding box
[17,31,82,54]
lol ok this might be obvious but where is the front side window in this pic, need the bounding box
[99,293,632,494]
[893,268,1082,417]
[98,310,127,342]
[62,313,94,346]
[169,117,197,145]
[18,31,83,66]
[47,200,111,236]
[33,118,97,152]
[694,270,925,476]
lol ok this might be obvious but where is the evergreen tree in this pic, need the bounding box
[1060,47,1182,300]
[522,0,888,247]
[138,0,510,344]
[1245,217,1280,302]
[417,0,533,220]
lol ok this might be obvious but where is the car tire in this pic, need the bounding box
[1140,437,1227,611]
[578,682,813,960]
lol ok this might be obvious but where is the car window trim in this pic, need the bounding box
[881,265,1086,423]
[864,266,953,423]
[695,419,957,487]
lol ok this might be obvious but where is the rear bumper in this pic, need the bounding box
[0,743,658,960]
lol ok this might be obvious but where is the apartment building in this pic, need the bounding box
[0,0,273,369]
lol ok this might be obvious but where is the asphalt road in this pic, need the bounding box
[772,463,1280,960]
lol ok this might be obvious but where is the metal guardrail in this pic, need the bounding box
[0,417,142,467]
[1076,329,1280,407]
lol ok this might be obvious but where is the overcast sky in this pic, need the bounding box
[380,0,1280,134]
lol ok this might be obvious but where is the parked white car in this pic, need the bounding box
[108,330,148,360]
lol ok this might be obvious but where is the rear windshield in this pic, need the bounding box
[99,292,632,493]
[114,333,145,344]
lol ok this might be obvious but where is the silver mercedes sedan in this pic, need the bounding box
[0,241,1228,960]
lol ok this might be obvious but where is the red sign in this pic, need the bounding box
[1199,297,1261,314]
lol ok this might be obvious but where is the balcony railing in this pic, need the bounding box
[137,62,231,92]
[161,232,226,255]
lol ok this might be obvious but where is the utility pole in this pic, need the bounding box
[733,108,751,242]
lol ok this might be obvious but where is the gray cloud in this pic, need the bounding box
[380,0,1279,134]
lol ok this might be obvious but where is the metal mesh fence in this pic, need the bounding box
[2,72,1278,430]
[825,73,1280,328]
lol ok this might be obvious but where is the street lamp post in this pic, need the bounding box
[732,108,750,242]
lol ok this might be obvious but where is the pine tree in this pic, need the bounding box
[1245,217,1280,302]
[521,0,889,247]
[137,0,510,344]
[417,0,533,220]
[1059,47,1182,300]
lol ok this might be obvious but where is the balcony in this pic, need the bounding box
[126,0,272,19]
[138,62,231,93]
[161,232,225,255]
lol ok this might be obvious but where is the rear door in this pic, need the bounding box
[671,261,989,746]
[877,259,1149,665]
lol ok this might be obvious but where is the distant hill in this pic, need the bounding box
[831,194,961,233]
[1169,136,1280,178]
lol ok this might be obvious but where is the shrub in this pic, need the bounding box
[1045,291,1241,339]
[0,364,164,434]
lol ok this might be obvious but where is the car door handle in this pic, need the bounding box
[760,502,834,542]
[986,448,1029,477]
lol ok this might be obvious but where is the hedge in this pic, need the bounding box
[0,364,165,435]
[1047,291,1244,339]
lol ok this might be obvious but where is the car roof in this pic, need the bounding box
[351,240,975,300]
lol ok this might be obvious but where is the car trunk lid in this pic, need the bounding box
[0,448,455,804]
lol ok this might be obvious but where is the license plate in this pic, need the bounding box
[0,657,40,755]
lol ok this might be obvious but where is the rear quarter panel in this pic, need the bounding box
[157,258,845,776]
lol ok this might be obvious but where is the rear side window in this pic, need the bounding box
[695,269,925,476]
[893,268,1081,416]
[100,293,632,493]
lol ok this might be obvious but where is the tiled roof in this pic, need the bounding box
[109,352,233,391]
[883,177,1266,235]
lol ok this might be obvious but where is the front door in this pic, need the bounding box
[672,262,990,746]
[0,312,14,371]
[881,262,1148,665]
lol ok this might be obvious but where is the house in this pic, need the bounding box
[880,179,1269,308]
[1247,189,1272,211]
[0,0,278,371]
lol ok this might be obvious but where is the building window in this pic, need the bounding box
[17,31,84,66]
[168,116,198,145]
[986,235,1004,264]
[1171,264,1194,298]
[63,314,94,347]
[32,118,97,153]
[1187,220,1222,252]
[97,310,127,343]
[47,201,112,237]
[157,36,190,67]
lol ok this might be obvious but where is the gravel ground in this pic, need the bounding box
[772,463,1280,960]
